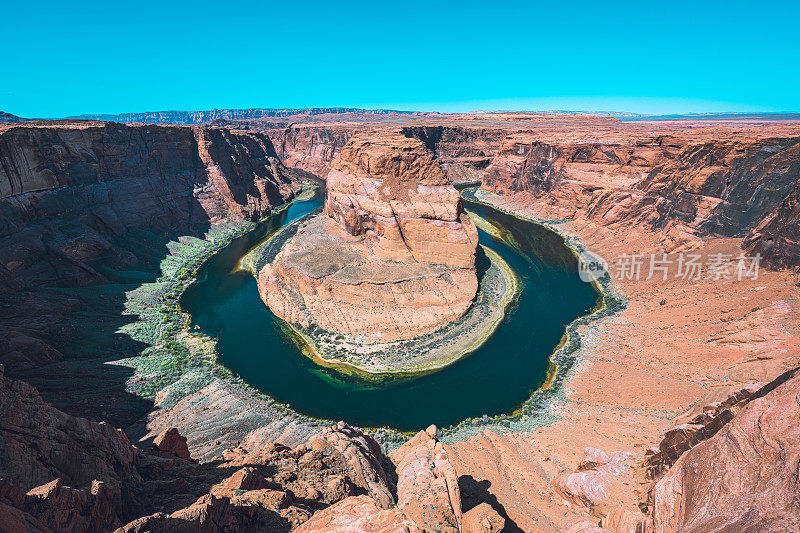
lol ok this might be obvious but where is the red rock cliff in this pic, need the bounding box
[0,121,302,290]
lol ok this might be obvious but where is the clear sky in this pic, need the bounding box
[3,0,799,117]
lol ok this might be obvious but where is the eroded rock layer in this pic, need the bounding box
[0,362,470,532]
[0,121,303,425]
[258,132,479,343]
[652,368,800,532]
[324,132,478,268]
[0,121,302,290]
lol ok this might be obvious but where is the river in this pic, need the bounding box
[180,189,598,431]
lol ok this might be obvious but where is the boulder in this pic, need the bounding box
[462,502,505,533]
[152,428,191,460]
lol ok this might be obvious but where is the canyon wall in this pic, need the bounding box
[498,134,800,258]
[0,121,302,290]
[399,124,800,267]
[266,126,353,178]
[743,176,800,268]
[401,125,506,184]
[0,121,304,426]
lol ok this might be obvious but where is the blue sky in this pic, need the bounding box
[3,0,799,116]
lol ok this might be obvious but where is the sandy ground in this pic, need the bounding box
[445,192,800,532]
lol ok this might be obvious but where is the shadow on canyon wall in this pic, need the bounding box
[0,122,301,428]
[0,207,217,427]
[459,475,522,532]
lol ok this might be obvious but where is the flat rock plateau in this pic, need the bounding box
[1,110,799,532]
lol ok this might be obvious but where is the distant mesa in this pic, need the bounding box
[0,111,24,123]
[65,107,418,124]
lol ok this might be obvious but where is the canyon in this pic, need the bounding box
[0,111,799,532]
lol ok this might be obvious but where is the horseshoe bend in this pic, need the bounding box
[2,15,800,530]
[2,111,800,531]
[249,131,529,374]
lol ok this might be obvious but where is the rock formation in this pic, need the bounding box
[461,502,505,533]
[204,111,800,270]
[0,121,302,290]
[324,133,478,268]
[473,129,800,263]
[652,368,800,532]
[0,361,479,532]
[0,121,304,424]
[293,495,421,533]
[0,364,139,503]
[1,112,800,532]
[258,132,479,343]
[642,383,762,479]
[390,425,462,532]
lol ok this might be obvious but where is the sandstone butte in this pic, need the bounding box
[0,111,799,532]
[257,131,480,344]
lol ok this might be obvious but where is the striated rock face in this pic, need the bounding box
[479,131,800,262]
[258,132,479,343]
[324,133,478,268]
[0,122,298,215]
[0,121,301,292]
[653,368,800,532]
[743,174,800,268]
[629,138,800,237]
[267,126,352,177]
[142,376,321,463]
[483,140,569,194]
[401,126,505,185]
